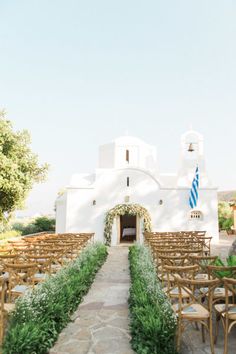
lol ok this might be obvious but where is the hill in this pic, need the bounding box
[218,190,236,202]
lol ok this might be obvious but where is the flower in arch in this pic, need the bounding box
[104,203,152,245]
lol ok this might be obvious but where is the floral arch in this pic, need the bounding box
[104,203,152,245]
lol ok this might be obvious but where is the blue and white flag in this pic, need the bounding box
[189,166,199,209]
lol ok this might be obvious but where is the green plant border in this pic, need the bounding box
[129,245,177,354]
[104,203,152,245]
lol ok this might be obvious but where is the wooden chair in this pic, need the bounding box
[0,277,15,343]
[6,263,38,302]
[173,277,220,354]
[204,265,236,301]
[163,264,199,300]
[189,255,218,280]
[214,277,236,354]
[158,255,189,284]
[26,255,52,283]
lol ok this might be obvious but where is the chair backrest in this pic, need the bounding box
[189,255,217,272]
[222,277,236,312]
[159,255,189,268]
[26,255,52,274]
[6,262,38,289]
[0,254,18,264]
[163,264,199,296]
[206,265,236,280]
[176,278,220,317]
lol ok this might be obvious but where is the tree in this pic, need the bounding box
[0,110,48,222]
[218,201,233,231]
[218,201,232,219]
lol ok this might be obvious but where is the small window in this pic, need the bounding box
[124,195,130,203]
[190,211,203,220]
[127,177,130,187]
[126,149,129,163]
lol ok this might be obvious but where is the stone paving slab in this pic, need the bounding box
[50,247,134,354]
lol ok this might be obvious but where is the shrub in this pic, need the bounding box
[129,245,177,354]
[12,216,55,236]
[222,217,234,231]
[33,216,55,232]
[3,242,107,354]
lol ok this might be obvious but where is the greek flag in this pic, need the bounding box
[189,166,199,208]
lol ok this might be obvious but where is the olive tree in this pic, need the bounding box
[0,110,48,222]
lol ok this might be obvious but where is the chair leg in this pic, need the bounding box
[201,324,205,343]
[223,318,229,354]
[214,313,220,344]
[176,319,182,352]
[209,318,215,354]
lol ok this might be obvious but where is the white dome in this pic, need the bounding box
[113,135,147,146]
[181,129,203,143]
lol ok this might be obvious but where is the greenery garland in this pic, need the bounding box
[104,203,152,245]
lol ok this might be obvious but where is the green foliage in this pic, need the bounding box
[104,204,152,245]
[129,245,177,354]
[34,216,55,232]
[219,216,234,231]
[0,111,48,223]
[218,201,232,219]
[12,216,55,235]
[212,256,236,278]
[3,243,108,354]
[0,230,21,241]
[218,201,233,231]
[223,218,234,231]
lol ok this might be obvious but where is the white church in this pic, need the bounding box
[56,130,219,245]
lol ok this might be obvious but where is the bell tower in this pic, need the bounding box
[177,129,211,187]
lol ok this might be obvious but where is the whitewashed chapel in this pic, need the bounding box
[56,130,219,244]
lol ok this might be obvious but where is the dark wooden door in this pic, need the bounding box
[120,214,136,242]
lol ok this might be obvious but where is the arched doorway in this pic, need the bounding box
[104,203,152,246]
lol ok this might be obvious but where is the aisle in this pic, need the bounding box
[50,246,134,354]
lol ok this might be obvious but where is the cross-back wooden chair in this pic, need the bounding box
[0,277,15,343]
[205,265,236,301]
[26,255,52,283]
[6,262,38,302]
[173,277,220,354]
[189,255,218,280]
[196,236,212,256]
[158,255,189,284]
[163,264,199,301]
[214,277,236,354]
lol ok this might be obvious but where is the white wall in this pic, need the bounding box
[61,168,219,243]
[56,133,218,244]
[56,194,67,233]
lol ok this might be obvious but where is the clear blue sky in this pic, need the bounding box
[0,1,236,215]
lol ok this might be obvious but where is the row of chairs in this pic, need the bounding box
[144,231,236,354]
[0,232,94,342]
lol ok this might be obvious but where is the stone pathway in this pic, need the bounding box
[50,246,134,354]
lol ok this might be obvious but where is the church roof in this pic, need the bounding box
[112,135,149,146]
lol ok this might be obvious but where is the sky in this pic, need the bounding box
[0,0,236,216]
